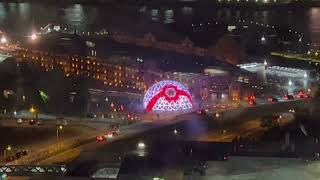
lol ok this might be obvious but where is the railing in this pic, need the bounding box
[0,165,67,176]
[9,131,100,165]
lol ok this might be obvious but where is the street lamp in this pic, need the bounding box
[137,141,145,149]
[29,106,36,113]
[288,80,293,86]
[261,36,266,43]
[56,125,63,142]
[0,36,7,44]
[3,145,11,161]
[30,32,37,41]
[264,60,268,66]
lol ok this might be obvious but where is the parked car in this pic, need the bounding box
[17,118,23,125]
[283,94,294,100]
[21,150,28,156]
[29,119,36,125]
[37,120,43,125]
[267,96,279,103]
[197,109,205,115]
[96,135,105,142]
[6,156,15,163]
[15,152,22,159]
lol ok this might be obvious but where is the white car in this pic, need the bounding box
[106,131,113,140]
[57,120,68,126]
[61,120,68,126]
[17,118,23,125]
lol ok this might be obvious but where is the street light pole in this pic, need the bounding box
[56,125,63,142]
[3,146,11,161]
[56,128,59,142]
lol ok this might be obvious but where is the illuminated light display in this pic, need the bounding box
[143,80,193,112]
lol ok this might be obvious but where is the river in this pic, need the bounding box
[0,2,319,44]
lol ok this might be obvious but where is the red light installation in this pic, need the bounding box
[143,80,193,112]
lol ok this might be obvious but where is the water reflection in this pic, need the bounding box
[0,3,6,23]
[164,9,174,24]
[181,7,193,16]
[64,4,86,29]
[0,2,317,43]
[151,9,160,22]
[18,3,30,20]
[309,8,320,43]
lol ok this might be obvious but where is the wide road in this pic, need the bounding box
[33,99,311,178]
[0,117,105,164]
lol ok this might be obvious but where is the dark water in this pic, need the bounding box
[0,2,320,43]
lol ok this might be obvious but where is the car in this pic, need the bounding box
[267,96,278,103]
[61,120,68,126]
[21,150,28,156]
[37,120,43,125]
[17,118,23,125]
[15,152,22,159]
[57,120,68,126]
[112,129,119,135]
[29,119,36,125]
[289,108,295,113]
[106,131,114,139]
[96,135,105,142]
[283,94,294,100]
[248,100,256,106]
[297,91,309,99]
[5,156,15,163]
[197,109,205,115]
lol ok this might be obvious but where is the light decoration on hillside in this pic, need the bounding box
[143,80,193,112]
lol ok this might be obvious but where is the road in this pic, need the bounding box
[32,99,310,177]
[0,118,101,163]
